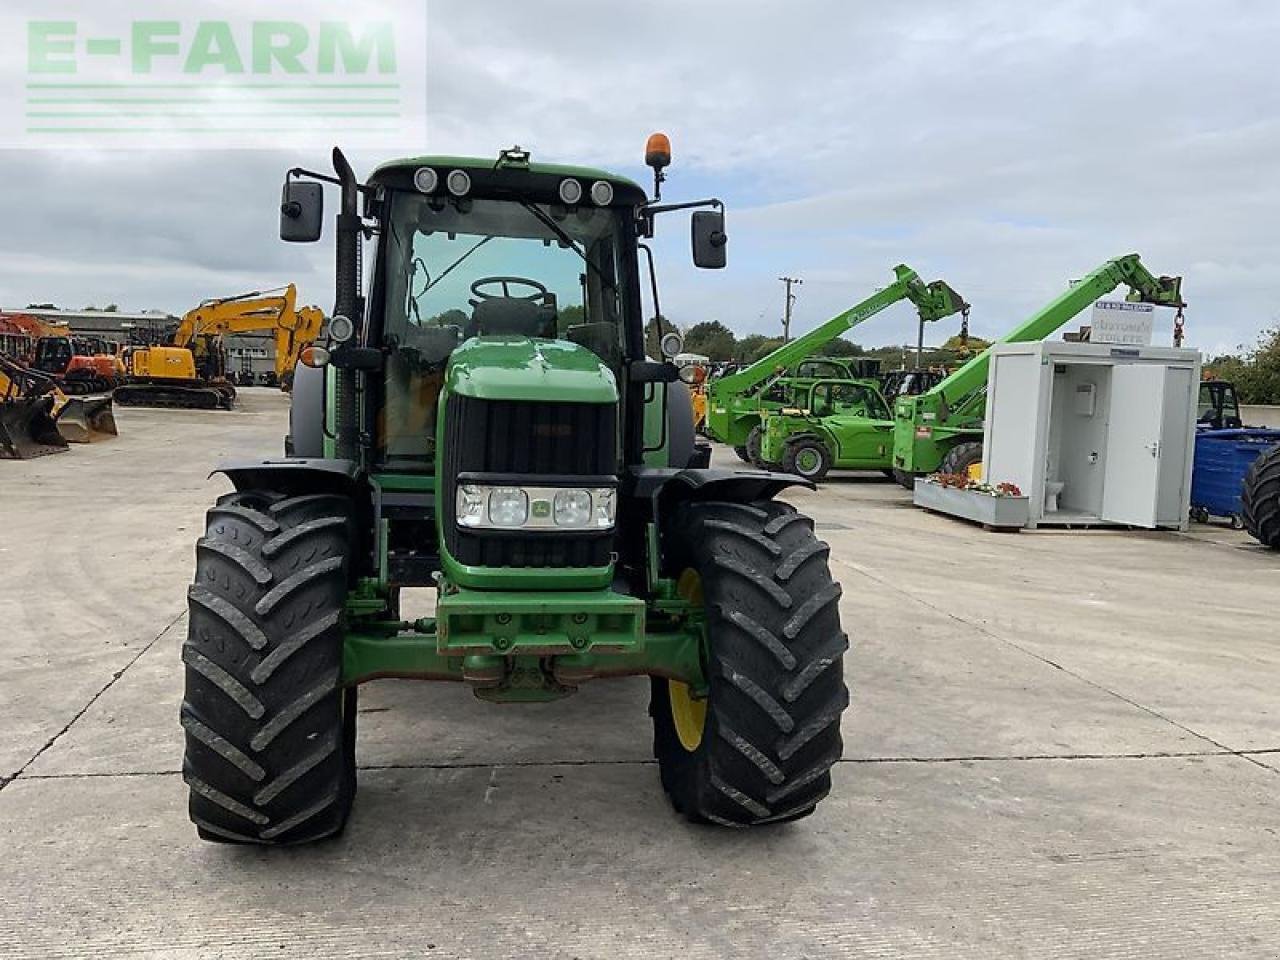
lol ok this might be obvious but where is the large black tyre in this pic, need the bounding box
[651,500,849,826]
[939,440,983,477]
[891,468,918,490]
[782,437,832,483]
[733,445,751,463]
[181,489,358,844]
[745,426,764,466]
[1241,444,1280,548]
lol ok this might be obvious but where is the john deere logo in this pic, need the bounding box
[7,4,426,149]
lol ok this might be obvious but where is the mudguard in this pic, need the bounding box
[629,465,814,517]
[213,457,362,497]
[286,361,326,458]
[666,382,697,469]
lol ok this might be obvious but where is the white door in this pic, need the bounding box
[1100,365,1166,527]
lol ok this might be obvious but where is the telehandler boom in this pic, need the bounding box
[891,254,1185,484]
[705,265,967,456]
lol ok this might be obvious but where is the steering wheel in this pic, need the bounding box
[469,276,548,303]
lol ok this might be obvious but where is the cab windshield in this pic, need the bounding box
[811,381,891,420]
[378,191,630,468]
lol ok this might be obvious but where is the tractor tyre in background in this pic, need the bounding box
[1241,444,1280,549]
[652,499,849,826]
[782,438,832,483]
[891,468,919,490]
[939,441,983,478]
[181,489,358,844]
[733,445,751,463]
[745,426,765,467]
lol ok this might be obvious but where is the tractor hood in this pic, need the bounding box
[445,336,618,404]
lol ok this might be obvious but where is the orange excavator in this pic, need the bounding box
[116,285,324,410]
[0,313,123,393]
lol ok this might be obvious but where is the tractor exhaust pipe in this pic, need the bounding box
[332,147,361,462]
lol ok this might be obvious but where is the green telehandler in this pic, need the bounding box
[179,138,850,844]
[890,254,1185,487]
[757,254,1185,485]
[704,265,967,461]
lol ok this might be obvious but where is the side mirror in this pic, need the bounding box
[691,210,727,269]
[280,180,324,243]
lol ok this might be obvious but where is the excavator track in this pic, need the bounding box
[115,383,235,410]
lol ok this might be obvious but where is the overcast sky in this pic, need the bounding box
[0,0,1275,357]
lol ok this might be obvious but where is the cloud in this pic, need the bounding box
[0,0,1273,359]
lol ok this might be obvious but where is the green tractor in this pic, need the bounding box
[704,265,965,461]
[179,139,849,844]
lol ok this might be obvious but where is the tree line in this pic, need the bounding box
[1204,327,1280,404]
[654,318,990,368]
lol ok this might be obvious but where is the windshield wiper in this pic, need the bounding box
[423,235,493,294]
[519,202,617,294]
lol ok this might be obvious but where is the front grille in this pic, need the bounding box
[442,395,616,569]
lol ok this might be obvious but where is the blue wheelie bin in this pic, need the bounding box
[1190,429,1280,527]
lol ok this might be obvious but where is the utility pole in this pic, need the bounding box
[779,276,802,342]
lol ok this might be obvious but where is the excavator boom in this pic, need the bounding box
[121,283,323,408]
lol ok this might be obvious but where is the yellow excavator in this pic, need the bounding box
[116,284,324,410]
[0,351,118,458]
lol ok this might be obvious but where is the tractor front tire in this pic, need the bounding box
[733,445,751,463]
[181,489,358,844]
[652,499,849,826]
[1242,444,1280,548]
[782,438,832,483]
[939,440,983,477]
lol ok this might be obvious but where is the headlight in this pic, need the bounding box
[558,178,583,205]
[553,489,592,527]
[457,484,486,527]
[455,484,617,530]
[593,489,616,528]
[488,487,529,527]
[414,167,438,193]
[446,169,472,197]
[327,314,355,344]
[590,180,614,206]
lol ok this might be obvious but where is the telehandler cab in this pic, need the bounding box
[180,138,849,844]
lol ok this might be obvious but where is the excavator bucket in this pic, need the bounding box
[53,393,118,443]
[0,396,70,459]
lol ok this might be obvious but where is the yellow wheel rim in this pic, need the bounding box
[669,569,708,752]
[966,460,983,482]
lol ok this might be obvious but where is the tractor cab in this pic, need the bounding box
[369,159,645,472]
[1198,379,1242,430]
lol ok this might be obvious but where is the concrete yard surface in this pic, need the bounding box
[1,389,1277,959]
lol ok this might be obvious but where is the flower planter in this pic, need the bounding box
[913,482,1029,531]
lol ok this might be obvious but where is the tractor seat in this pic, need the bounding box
[469,298,557,339]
